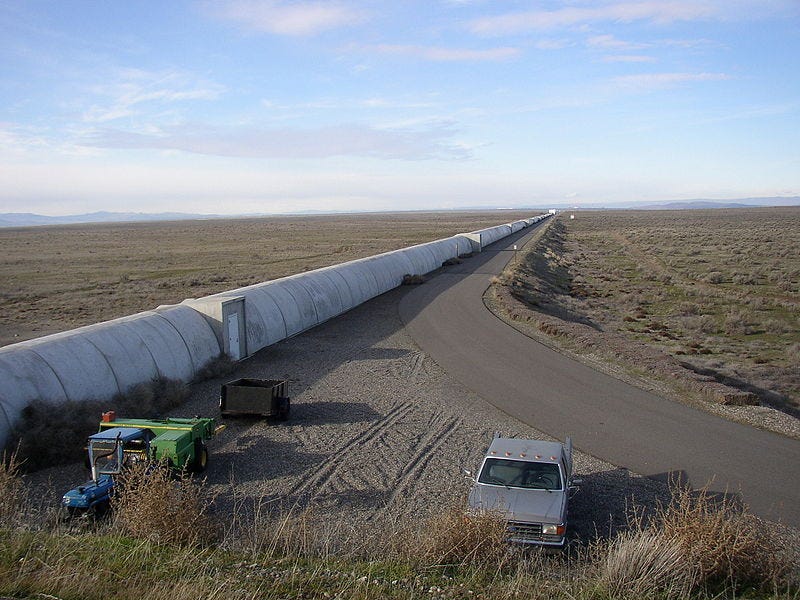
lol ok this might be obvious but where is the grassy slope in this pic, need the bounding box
[488,209,799,416]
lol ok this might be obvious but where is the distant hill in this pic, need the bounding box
[0,211,217,228]
[1,197,798,227]
[640,201,757,210]
[550,197,800,211]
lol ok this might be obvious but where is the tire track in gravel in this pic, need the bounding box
[408,351,426,383]
[385,415,462,508]
[286,400,415,499]
[388,349,427,383]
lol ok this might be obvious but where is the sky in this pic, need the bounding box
[1,0,799,216]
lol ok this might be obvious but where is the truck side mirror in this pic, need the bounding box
[463,468,474,481]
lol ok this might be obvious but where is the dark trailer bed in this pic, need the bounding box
[220,378,290,420]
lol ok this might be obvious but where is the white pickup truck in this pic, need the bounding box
[466,435,580,548]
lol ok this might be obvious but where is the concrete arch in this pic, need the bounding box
[0,348,68,449]
[318,266,355,310]
[509,220,526,233]
[242,288,288,348]
[361,254,403,292]
[471,224,513,248]
[21,332,120,403]
[80,320,160,393]
[327,260,380,305]
[155,305,221,373]
[257,284,307,338]
[402,244,439,274]
[114,312,195,383]
[287,271,344,324]
[273,278,319,333]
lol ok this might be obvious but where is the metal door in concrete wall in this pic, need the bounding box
[226,313,241,360]
[221,297,246,360]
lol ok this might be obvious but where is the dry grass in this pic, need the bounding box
[596,484,796,598]
[0,210,538,347]
[657,486,791,591]
[492,208,800,415]
[0,449,23,525]
[112,462,218,547]
[600,529,694,599]
[401,505,510,568]
[0,461,797,600]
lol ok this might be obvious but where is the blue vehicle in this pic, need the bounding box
[62,427,151,516]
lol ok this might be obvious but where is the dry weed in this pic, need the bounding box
[656,485,790,591]
[112,462,218,547]
[599,529,694,599]
[404,505,510,568]
[194,353,238,381]
[10,376,187,472]
[0,448,24,524]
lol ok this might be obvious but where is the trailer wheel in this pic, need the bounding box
[191,440,209,473]
[277,397,290,421]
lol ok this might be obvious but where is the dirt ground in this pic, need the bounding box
[0,211,536,347]
[28,276,670,544]
[15,209,797,546]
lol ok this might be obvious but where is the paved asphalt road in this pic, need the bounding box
[399,225,800,527]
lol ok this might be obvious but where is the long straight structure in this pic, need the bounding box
[0,214,551,449]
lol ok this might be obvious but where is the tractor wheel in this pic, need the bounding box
[92,500,110,519]
[191,440,209,473]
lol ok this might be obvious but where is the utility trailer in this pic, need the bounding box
[220,378,290,420]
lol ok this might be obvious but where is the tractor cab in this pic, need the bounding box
[87,427,152,480]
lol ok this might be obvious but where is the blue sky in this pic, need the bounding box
[1,0,798,215]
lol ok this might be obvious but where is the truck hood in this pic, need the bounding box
[468,484,566,524]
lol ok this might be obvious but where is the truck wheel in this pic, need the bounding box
[191,440,209,473]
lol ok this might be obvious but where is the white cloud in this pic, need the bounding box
[82,68,224,123]
[82,122,472,160]
[259,96,439,111]
[611,71,730,91]
[586,34,647,50]
[208,0,366,36]
[534,39,572,50]
[466,1,796,36]
[370,44,519,61]
[602,54,656,62]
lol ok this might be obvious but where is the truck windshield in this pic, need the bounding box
[478,458,562,490]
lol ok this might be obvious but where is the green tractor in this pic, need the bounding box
[95,411,222,472]
[62,411,224,515]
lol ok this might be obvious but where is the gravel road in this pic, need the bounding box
[30,272,671,543]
